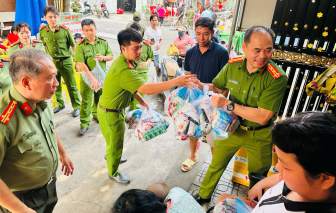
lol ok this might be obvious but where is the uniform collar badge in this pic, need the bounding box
[21,102,33,116]
[0,101,18,125]
[19,43,23,48]
[31,41,35,47]
[0,61,3,68]
[57,26,60,31]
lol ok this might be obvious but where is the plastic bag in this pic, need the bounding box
[125,109,142,129]
[213,198,253,213]
[167,44,180,56]
[164,87,204,117]
[80,59,106,92]
[134,103,170,142]
[212,107,240,140]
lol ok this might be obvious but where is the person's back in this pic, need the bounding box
[201,9,211,18]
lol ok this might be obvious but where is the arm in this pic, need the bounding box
[156,39,163,50]
[139,58,152,68]
[248,173,280,201]
[56,131,74,176]
[134,92,148,109]
[185,70,225,95]
[0,180,35,213]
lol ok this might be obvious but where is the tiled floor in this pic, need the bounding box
[188,151,249,208]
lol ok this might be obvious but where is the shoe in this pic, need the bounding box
[73,109,80,117]
[93,117,99,123]
[108,173,131,184]
[79,127,89,135]
[104,155,127,164]
[53,106,65,114]
[193,193,211,205]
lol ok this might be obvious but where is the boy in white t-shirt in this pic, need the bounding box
[213,112,336,213]
[144,14,163,75]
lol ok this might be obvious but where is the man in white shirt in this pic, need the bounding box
[144,14,163,75]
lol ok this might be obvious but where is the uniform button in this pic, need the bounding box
[248,76,250,78]
[243,91,246,93]
[231,88,233,90]
[32,145,34,148]
[54,47,56,48]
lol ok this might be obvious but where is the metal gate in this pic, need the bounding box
[270,0,336,118]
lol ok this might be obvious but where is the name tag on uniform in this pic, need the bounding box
[44,38,48,40]
[21,130,37,142]
[84,50,90,53]
[229,79,239,85]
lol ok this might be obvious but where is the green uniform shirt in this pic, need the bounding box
[213,58,287,127]
[71,2,82,13]
[0,59,12,96]
[135,41,155,73]
[185,9,195,20]
[0,87,59,191]
[7,39,45,58]
[74,36,113,72]
[39,24,76,58]
[126,21,147,35]
[99,54,146,110]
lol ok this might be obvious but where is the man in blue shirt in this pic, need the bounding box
[201,7,212,19]
[182,17,229,172]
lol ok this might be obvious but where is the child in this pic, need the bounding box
[7,25,19,44]
[214,112,336,213]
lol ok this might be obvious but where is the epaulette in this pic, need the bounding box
[125,60,135,69]
[0,61,2,68]
[1,58,10,62]
[60,25,69,30]
[144,41,151,46]
[228,56,244,64]
[76,39,84,45]
[0,101,18,125]
[267,63,282,79]
[98,37,107,41]
[39,25,47,31]
[10,41,20,47]
[33,39,43,43]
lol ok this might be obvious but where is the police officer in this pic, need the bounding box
[7,22,45,58]
[0,49,74,213]
[126,11,146,35]
[40,6,81,116]
[74,19,113,135]
[0,58,11,96]
[185,5,195,30]
[71,0,82,13]
[194,26,288,205]
[128,23,154,110]
[98,28,199,184]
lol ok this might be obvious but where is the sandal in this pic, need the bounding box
[182,158,198,172]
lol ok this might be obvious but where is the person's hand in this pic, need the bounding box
[90,77,100,91]
[21,208,37,213]
[59,153,74,176]
[75,64,80,72]
[248,183,263,202]
[96,54,104,62]
[211,94,229,108]
[173,75,199,89]
[156,44,161,50]
[139,62,148,68]
[150,40,155,45]
[141,100,149,110]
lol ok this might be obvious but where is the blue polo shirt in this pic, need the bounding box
[184,40,229,83]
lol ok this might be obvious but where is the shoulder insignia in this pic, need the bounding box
[126,60,135,69]
[33,39,43,43]
[10,41,20,47]
[98,37,107,41]
[0,61,2,68]
[0,101,18,125]
[61,25,69,30]
[77,39,84,45]
[144,41,151,46]
[267,63,282,79]
[228,56,244,64]
[21,102,33,116]
[1,58,10,62]
[39,25,46,31]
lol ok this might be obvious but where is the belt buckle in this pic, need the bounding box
[240,125,248,131]
[54,59,60,62]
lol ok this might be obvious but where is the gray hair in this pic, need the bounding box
[9,49,52,83]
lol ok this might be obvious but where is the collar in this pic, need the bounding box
[195,39,216,51]
[46,24,61,32]
[18,40,35,48]
[237,58,268,75]
[120,53,137,69]
[84,36,99,45]
[9,86,47,116]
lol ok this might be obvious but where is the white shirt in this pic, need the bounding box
[144,27,163,55]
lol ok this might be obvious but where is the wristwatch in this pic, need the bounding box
[227,101,235,111]
[103,56,106,61]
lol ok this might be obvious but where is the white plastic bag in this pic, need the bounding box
[80,59,106,92]
[212,107,240,140]
[134,103,170,142]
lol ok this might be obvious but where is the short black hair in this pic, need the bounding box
[195,17,214,32]
[130,23,141,32]
[117,28,142,47]
[43,5,59,16]
[272,112,336,180]
[244,25,275,45]
[189,5,193,8]
[81,19,96,28]
[112,189,167,213]
[150,14,158,21]
[11,25,16,33]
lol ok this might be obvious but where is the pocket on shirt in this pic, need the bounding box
[17,133,46,166]
[57,38,67,46]
[250,88,262,106]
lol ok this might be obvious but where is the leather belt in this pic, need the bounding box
[53,57,69,62]
[12,176,54,196]
[239,122,273,131]
[99,104,122,113]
